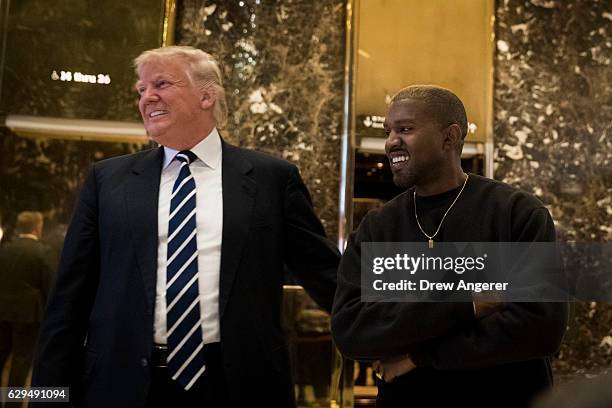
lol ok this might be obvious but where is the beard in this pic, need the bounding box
[392,169,417,189]
[391,159,444,190]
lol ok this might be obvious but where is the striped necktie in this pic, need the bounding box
[166,150,206,390]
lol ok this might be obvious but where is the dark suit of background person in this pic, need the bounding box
[0,212,52,389]
[31,46,340,407]
[331,85,568,408]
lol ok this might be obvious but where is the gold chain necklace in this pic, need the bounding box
[414,174,469,248]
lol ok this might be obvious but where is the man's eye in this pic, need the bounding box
[384,129,391,136]
[156,80,171,88]
[400,127,413,133]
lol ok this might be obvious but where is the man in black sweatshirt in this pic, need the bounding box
[331,85,568,408]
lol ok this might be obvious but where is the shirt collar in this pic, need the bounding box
[162,128,222,170]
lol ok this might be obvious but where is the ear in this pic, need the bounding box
[200,90,215,110]
[442,124,463,151]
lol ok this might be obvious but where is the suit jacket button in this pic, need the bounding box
[141,358,148,367]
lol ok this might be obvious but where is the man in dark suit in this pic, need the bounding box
[0,211,52,389]
[32,46,339,407]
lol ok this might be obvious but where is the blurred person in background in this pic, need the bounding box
[0,211,53,391]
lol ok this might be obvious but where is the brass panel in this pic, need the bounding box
[338,0,359,250]
[355,0,495,143]
[162,0,176,46]
[334,1,358,406]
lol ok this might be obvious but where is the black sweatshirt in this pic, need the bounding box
[331,174,568,408]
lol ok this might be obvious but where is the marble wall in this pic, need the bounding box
[493,0,611,379]
[176,0,346,240]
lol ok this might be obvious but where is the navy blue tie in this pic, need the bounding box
[166,150,206,390]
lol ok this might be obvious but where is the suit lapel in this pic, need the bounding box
[219,141,255,319]
[124,147,164,313]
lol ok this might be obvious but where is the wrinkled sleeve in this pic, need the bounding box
[283,165,340,313]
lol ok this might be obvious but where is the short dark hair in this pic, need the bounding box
[391,85,468,139]
[15,211,43,234]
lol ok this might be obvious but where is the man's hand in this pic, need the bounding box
[373,355,416,383]
[473,290,506,319]
[473,301,506,319]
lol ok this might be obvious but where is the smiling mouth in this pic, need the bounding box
[148,110,168,118]
[388,152,410,168]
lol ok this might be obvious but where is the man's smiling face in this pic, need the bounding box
[136,58,206,148]
[384,98,447,189]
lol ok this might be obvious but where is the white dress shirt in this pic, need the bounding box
[154,128,223,345]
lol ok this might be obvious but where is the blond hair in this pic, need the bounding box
[16,211,43,234]
[134,46,228,127]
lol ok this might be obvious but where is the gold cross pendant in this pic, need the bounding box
[428,239,434,248]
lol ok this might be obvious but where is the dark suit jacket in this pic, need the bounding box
[0,237,52,322]
[32,141,340,407]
